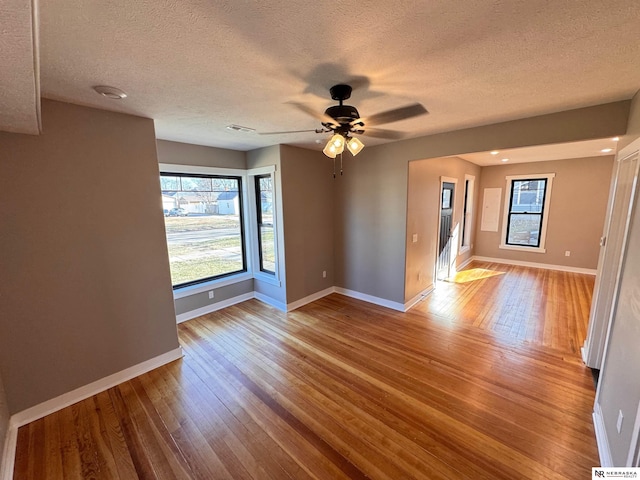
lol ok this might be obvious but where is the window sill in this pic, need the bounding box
[254,271,281,287]
[173,272,253,299]
[499,244,546,254]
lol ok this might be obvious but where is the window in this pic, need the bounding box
[500,173,555,253]
[160,172,246,288]
[461,175,475,251]
[255,174,275,274]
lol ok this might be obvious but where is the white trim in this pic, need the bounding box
[176,292,255,323]
[287,287,335,311]
[254,291,287,312]
[627,400,640,466]
[456,255,476,271]
[404,285,435,311]
[159,163,246,177]
[247,165,276,176]
[173,273,253,299]
[500,173,555,252]
[472,256,597,275]
[335,287,406,312]
[460,174,475,251]
[1,419,18,480]
[31,0,42,134]
[594,402,613,467]
[10,347,183,428]
[253,271,280,287]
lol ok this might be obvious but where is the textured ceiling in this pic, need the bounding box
[5,0,640,150]
[0,0,40,134]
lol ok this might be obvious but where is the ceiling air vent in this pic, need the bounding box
[225,124,255,133]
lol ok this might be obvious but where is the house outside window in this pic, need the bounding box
[500,173,555,253]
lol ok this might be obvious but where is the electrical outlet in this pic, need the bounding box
[617,410,624,433]
[322,270,327,278]
[565,251,571,257]
[412,234,418,243]
[208,291,214,299]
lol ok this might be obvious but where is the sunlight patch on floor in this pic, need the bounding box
[446,268,505,284]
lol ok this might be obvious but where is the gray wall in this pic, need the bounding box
[335,102,629,305]
[597,90,640,466]
[0,100,180,413]
[475,156,614,269]
[406,156,482,302]
[279,145,334,303]
[157,139,246,168]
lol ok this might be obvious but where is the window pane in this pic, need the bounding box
[510,179,546,213]
[256,175,275,273]
[161,174,245,287]
[507,214,542,246]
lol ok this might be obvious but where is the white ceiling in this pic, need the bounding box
[459,138,620,166]
[3,0,640,152]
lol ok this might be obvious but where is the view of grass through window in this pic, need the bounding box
[161,173,245,287]
[256,175,275,273]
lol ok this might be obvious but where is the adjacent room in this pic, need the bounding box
[2,1,640,478]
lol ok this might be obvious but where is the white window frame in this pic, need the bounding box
[499,173,555,254]
[159,163,282,298]
[247,165,281,287]
[460,174,475,254]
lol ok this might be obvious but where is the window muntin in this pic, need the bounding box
[255,175,275,274]
[505,178,548,248]
[160,173,246,288]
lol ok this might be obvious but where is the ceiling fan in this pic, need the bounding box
[261,84,428,158]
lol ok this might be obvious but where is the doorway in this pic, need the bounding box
[437,179,457,280]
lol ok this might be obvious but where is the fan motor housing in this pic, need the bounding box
[325,105,360,124]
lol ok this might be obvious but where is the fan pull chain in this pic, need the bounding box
[333,156,336,178]
[340,153,343,176]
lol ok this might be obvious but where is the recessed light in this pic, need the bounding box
[601,148,614,153]
[93,85,127,99]
[612,137,620,142]
[490,151,499,155]
[501,158,509,162]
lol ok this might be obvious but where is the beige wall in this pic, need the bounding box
[0,100,180,413]
[406,157,481,301]
[475,156,614,269]
[335,102,628,305]
[279,145,334,303]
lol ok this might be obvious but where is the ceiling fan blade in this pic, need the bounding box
[357,103,428,127]
[259,129,324,135]
[359,128,405,140]
[289,102,340,127]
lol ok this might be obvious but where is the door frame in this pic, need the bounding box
[582,138,640,369]
[435,176,458,282]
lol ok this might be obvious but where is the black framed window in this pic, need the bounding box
[255,174,275,274]
[505,178,548,248]
[160,173,246,288]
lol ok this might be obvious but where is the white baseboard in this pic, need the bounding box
[472,256,597,275]
[404,285,435,311]
[254,291,287,312]
[11,347,183,428]
[176,292,255,323]
[456,256,475,271]
[334,287,405,312]
[287,287,335,311]
[1,420,18,480]
[593,402,613,467]
[1,346,183,480]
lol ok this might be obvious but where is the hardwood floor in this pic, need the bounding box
[13,263,599,479]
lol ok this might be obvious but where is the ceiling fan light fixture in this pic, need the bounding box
[346,136,364,156]
[330,134,345,151]
[323,141,338,158]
